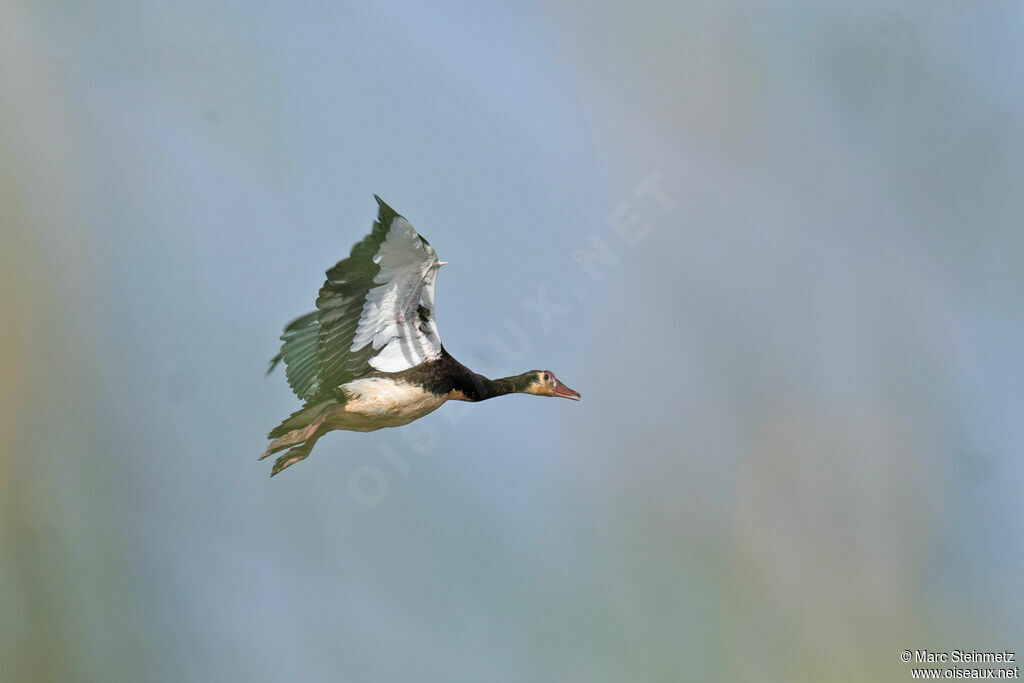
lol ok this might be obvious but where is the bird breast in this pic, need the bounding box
[338,376,448,425]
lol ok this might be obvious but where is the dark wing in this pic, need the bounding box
[269,196,444,400]
[317,195,444,385]
[266,311,321,398]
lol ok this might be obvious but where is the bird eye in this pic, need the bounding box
[543,372,552,382]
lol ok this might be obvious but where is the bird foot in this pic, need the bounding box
[259,421,320,461]
[270,441,314,477]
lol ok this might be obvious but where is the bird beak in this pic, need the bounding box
[552,378,581,400]
[437,261,449,267]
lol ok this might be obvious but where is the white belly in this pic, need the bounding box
[333,377,448,430]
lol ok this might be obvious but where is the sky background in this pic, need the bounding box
[2,2,1023,681]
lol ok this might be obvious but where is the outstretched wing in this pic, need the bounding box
[270,196,445,400]
[266,311,321,398]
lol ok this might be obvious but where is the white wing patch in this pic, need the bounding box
[350,216,444,372]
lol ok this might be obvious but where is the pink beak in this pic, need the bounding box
[552,377,581,401]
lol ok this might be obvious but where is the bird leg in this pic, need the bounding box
[270,431,323,477]
[259,411,328,461]
[259,425,311,460]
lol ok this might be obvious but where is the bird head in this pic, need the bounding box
[521,370,580,400]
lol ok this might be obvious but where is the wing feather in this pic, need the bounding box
[267,311,321,399]
[269,196,445,400]
[349,213,443,372]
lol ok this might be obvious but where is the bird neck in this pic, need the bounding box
[457,371,534,401]
[483,374,533,399]
[440,350,534,401]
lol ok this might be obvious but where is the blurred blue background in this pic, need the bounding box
[2,2,1022,681]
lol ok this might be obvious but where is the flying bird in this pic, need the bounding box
[261,196,580,476]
